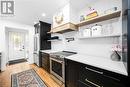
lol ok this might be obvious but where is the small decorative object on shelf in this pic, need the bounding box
[80,15,85,22]
[104,7,118,14]
[111,44,121,61]
[55,12,64,24]
[85,7,98,20]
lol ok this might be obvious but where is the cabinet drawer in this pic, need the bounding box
[102,75,126,87]
[79,66,103,87]
[79,65,126,87]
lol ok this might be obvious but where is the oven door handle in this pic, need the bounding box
[50,58,63,63]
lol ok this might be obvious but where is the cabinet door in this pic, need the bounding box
[65,59,80,87]
[41,52,50,73]
[40,40,51,50]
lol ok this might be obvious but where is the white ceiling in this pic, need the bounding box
[0,0,99,25]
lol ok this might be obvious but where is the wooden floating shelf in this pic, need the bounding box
[48,22,78,33]
[78,35,121,39]
[77,11,121,27]
[48,11,121,34]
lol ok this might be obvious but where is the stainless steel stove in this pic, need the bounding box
[50,51,77,83]
[50,51,77,60]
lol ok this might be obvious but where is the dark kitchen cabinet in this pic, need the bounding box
[34,21,51,67]
[65,59,128,87]
[40,52,50,73]
[34,21,51,50]
[79,65,103,87]
[79,64,127,87]
[102,75,125,87]
[65,59,80,87]
[122,0,130,79]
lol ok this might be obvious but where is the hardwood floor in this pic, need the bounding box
[0,62,64,87]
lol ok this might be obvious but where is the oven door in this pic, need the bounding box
[50,58,65,82]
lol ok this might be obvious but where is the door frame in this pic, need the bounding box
[5,27,29,63]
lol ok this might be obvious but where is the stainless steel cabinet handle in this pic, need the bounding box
[85,78,103,87]
[59,61,63,63]
[85,67,103,74]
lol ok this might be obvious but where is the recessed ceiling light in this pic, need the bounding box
[34,21,37,24]
[42,13,46,17]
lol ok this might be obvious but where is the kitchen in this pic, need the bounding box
[0,0,129,87]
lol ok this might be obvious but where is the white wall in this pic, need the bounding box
[51,33,66,51]
[0,20,34,71]
[51,0,122,59]
[53,4,70,28]
[52,3,79,28]
[69,4,79,24]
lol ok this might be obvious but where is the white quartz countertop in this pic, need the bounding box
[40,50,59,54]
[66,54,128,76]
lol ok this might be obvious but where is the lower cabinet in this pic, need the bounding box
[79,65,127,87]
[65,59,80,87]
[65,59,128,87]
[41,52,50,73]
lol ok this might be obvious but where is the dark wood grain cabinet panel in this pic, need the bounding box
[34,21,51,67]
[79,65,103,87]
[79,65,127,87]
[65,59,80,87]
[101,74,126,87]
[41,52,50,73]
[34,21,51,50]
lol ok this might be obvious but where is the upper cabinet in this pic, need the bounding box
[34,21,51,50]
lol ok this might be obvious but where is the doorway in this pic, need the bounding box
[5,27,29,65]
[9,32,26,61]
